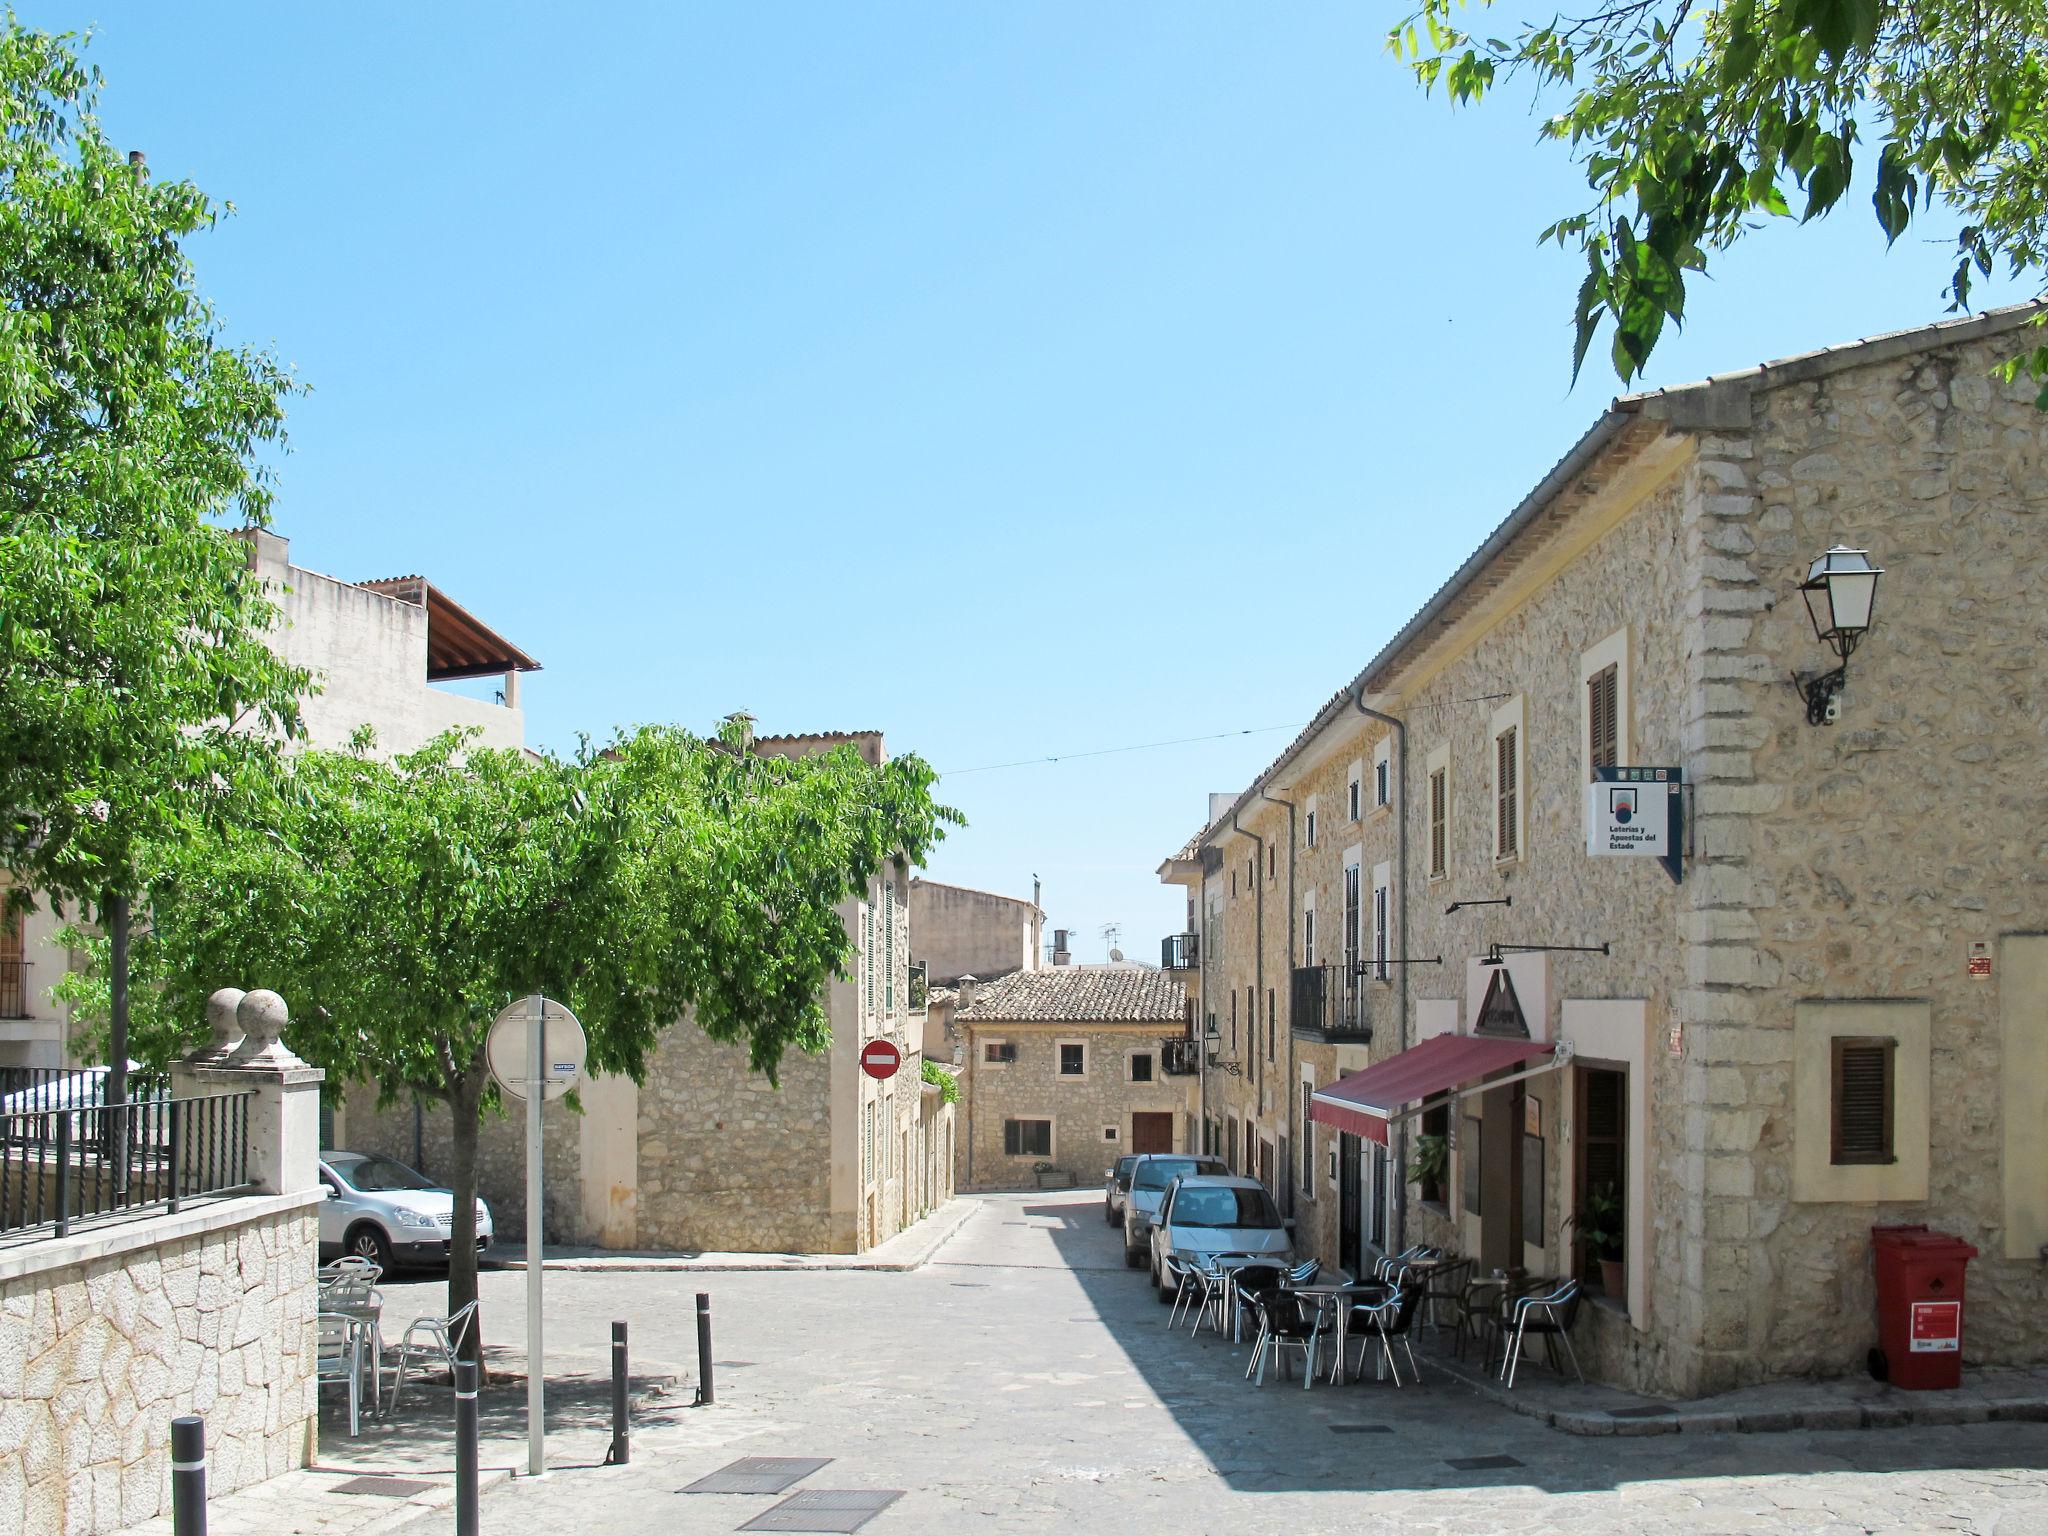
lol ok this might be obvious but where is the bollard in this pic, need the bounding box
[454,1358,479,1536]
[605,1321,630,1465]
[170,1416,206,1536]
[694,1293,714,1407]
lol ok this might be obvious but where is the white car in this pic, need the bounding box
[1148,1173,1294,1301]
[318,1150,493,1272]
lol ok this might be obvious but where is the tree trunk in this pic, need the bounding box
[446,1069,484,1368]
[105,890,130,1110]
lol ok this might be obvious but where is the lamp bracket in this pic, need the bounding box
[1793,666,1847,726]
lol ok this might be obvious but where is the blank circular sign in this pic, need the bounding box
[486,996,587,1102]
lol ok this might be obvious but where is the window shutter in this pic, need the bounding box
[1429,768,1447,878]
[1831,1038,1896,1165]
[1496,728,1518,857]
[1589,666,1619,772]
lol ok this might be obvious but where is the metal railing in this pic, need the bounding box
[1160,1037,1201,1076]
[1288,964,1373,1043]
[0,959,28,1019]
[1160,933,1199,970]
[0,1092,253,1240]
[908,961,928,1012]
[0,1065,170,1115]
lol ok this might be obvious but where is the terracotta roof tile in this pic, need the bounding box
[957,966,1185,1024]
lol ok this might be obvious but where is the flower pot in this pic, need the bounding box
[1598,1256,1625,1297]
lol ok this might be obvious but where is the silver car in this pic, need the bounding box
[1121,1153,1227,1266]
[318,1150,494,1272]
[1148,1173,1293,1300]
[1103,1154,1138,1226]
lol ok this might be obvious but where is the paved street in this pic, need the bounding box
[327,1190,2048,1535]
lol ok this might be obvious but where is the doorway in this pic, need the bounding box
[1339,1133,1362,1276]
[1131,1112,1173,1154]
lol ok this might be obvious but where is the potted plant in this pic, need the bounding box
[1566,1184,1626,1296]
[1407,1133,1448,1205]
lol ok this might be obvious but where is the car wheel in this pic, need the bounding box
[1123,1233,1145,1268]
[1156,1262,1176,1303]
[1105,1202,1119,1227]
[345,1223,394,1273]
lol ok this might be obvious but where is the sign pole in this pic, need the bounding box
[525,991,544,1477]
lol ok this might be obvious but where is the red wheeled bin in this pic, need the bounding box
[1869,1225,1979,1389]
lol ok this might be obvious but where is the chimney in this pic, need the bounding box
[957,974,978,1013]
[723,711,757,753]
[128,149,147,188]
[1051,929,1072,967]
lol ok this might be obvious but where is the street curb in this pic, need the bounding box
[494,1196,978,1275]
[1433,1354,2048,1436]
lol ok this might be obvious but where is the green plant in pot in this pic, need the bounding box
[1566,1184,1626,1297]
[1408,1133,1448,1203]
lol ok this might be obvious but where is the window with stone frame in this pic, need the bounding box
[1347,768,1362,821]
[1831,1037,1896,1165]
[1371,876,1390,981]
[1058,1041,1086,1077]
[1128,1052,1154,1083]
[983,1039,1015,1065]
[1004,1119,1051,1157]
[1266,988,1275,1060]
[1588,664,1619,776]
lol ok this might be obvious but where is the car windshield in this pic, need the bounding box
[1133,1157,1211,1192]
[331,1156,438,1193]
[1169,1186,1284,1229]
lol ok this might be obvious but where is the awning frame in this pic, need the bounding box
[1310,1038,1574,1135]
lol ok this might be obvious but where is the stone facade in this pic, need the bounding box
[0,1195,322,1536]
[909,878,1043,987]
[1171,304,2048,1397]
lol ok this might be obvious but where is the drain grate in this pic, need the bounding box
[1328,1423,1393,1434]
[739,1489,903,1533]
[1445,1455,1525,1471]
[682,1457,832,1496]
[331,1476,436,1498]
[1607,1404,1677,1419]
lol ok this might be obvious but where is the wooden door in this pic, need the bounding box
[1339,1133,1362,1275]
[1131,1112,1173,1154]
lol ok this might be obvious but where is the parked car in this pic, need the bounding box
[0,1063,158,1118]
[1148,1173,1293,1300]
[1121,1153,1227,1266]
[1103,1154,1139,1225]
[318,1150,494,1272]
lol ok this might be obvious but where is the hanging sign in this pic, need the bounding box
[1586,766,1684,883]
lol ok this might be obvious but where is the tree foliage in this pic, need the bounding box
[0,17,309,1100]
[70,721,958,1346]
[1391,0,2048,395]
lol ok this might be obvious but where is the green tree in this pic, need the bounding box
[0,17,309,1115]
[93,721,957,1352]
[1391,0,2048,394]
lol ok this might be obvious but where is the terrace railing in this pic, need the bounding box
[0,1092,253,1241]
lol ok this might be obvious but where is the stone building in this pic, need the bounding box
[0,529,537,1074]
[954,966,1195,1189]
[1166,303,2048,1397]
[910,877,1044,987]
[340,731,958,1255]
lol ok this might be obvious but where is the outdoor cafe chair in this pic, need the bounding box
[1501,1278,1584,1389]
[1244,1290,1325,1389]
[1420,1256,1474,1333]
[316,1312,371,1437]
[1285,1257,1320,1287]
[389,1299,481,1412]
[1164,1253,1206,1329]
[1347,1279,1426,1387]
[1223,1261,1285,1344]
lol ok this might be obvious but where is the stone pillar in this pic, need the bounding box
[170,988,325,1197]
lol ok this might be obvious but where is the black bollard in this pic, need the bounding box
[170,1416,206,1536]
[454,1358,479,1536]
[694,1293,714,1407]
[606,1321,630,1465]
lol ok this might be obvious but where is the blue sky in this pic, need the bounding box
[38,3,2031,962]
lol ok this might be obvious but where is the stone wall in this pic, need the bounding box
[960,1024,1190,1189]
[0,1194,320,1536]
[909,878,1039,986]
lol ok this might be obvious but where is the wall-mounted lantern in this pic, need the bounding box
[1795,545,1884,725]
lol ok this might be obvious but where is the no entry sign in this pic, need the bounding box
[861,1040,903,1080]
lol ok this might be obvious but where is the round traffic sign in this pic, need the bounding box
[486,996,587,1102]
[860,1039,902,1080]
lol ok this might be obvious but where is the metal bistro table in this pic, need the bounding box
[1289,1281,1393,1385]
[1213,1255,1288,1344]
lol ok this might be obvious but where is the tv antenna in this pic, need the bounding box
[1099,921,1122,960]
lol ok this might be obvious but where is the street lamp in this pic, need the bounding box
[1795,545,1884,725]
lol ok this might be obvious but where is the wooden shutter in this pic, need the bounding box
[1589,665,1619,773]
[1831,1038,1896,1165]
[1496,728,1518,858]
[1429,768,1447,878]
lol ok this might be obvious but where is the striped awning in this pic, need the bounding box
[1309,1033,1556,1143]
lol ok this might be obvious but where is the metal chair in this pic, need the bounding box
[389,1300,480,1411]
[1164,1253,1205,1328]
[1244,1289,1325,1388]
[1348,1280,1426,1386]
[316,1312,369,1436]
[1501,1278,1584,1388]
[1420,1255,1474,1332]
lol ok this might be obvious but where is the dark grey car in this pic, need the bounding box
[1104,1154,1139,1225]
[1122,1153,1227,1265]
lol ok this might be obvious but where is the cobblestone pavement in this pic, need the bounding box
[347,1191,2048,1534]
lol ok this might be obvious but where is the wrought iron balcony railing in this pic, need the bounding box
[1160,1037,1201,1076]
[1288,963,1373,1044]
[1161,933,1198,971]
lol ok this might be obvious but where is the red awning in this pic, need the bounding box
[1309,1033,1556,1143]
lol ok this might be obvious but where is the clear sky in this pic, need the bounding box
[37,3,2032,964]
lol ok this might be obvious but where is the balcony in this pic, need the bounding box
[908,961,928,1012]
[1161,933,1199,971]
[1160,1037,1201,1076]
[1289,963,1373,1045]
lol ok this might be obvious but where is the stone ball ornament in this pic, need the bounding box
[198,987,247,1061]
[228,987,307,1069]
